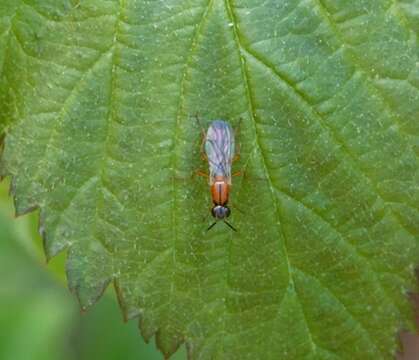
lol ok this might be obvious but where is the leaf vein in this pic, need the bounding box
[243,46,419,231]
[224,0,318,355]
[293,266,384,357]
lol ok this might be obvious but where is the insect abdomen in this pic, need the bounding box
[211,176,229,206]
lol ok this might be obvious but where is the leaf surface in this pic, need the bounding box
[1,0,419,359]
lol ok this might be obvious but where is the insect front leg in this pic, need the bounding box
[194,114,208,161]
[199,131,208,161]
[194,170,209,179]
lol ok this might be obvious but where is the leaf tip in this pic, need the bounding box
[66,248,113,311]
[113,279,141,322]
[155,328,184,360]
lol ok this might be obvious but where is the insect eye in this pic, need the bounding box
[225,207,231,217]
[211,207,217,218]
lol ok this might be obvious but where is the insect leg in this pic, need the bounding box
[199,133,208,161]
[194,114,208,161]
[194,170,209,179]
[229,202,244,214]
[207,222,218,231]
[224,221,237,232]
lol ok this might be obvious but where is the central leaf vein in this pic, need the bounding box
[223,0,320,355]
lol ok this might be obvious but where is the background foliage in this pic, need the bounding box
[0,179,186,360]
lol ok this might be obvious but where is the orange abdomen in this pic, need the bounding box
[211,176,230,206]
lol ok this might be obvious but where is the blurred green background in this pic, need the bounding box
[0,179,186,360]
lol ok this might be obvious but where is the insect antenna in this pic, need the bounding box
[207,222,218,231]
[224,221,237,232]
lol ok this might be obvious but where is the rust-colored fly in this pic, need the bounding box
[201,120,238,231]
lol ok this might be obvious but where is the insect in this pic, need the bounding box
[202,120,238,231]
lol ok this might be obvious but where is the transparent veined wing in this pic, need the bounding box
[204,120,235,184]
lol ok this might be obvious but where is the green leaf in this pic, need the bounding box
[0,180,75,360]
[1,0,419,358]
[0,179,187,360]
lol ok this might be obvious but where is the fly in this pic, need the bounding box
[203,120,238,232]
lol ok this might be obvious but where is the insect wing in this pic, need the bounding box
[204,120,235,181]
